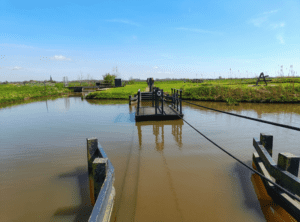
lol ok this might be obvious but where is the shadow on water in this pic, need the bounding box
[231,161,264,215]
[51,166,93,222]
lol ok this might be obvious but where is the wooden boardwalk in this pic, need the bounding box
[135,105,183,122]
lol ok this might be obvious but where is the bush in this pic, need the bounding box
[102,73,116,85]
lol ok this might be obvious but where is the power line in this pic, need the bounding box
[182,100,300,132]
[163,99,300,203]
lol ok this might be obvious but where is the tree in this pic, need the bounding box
[102,73,116,85]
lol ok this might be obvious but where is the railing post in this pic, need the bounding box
[152,90,154,107]
[277,153,300,177]
[87,138,107,205]
[260,133,273,156]
[276,152,300,192]
[161,89,164,115]
[155,89,157,115]
[137,89,140,115]
[177,89,179,111]
[180,90,182,115]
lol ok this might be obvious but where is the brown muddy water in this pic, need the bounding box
[0,97,299,222]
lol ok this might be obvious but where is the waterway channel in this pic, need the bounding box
[1,96,299,221]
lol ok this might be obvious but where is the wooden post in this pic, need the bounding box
[137,90,140,116]
[177,90,179,111]
[92,157,108,203]
[277,153,300,177]
[260,133,273,156]
[276,152,300,194]
[155,89,157,115]
[180,90,182,115]
[161,89,164,114]
[129,95,131,105]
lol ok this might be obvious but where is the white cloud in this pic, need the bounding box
[106,19,140,27]
[157,71,172,74]
[175,27,222,35]
[263,10,278,15]
[153,66,158,69]
[249,16,268,27]
[50,55,71,61]
[249,10,279,27]
[12,66,22,70]
[270,22,285,29]
[277,34,285,44]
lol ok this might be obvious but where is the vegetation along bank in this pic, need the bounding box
[86,78,300,104]
[0,82,71,104]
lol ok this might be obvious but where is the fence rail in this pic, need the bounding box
[87,138,115,222]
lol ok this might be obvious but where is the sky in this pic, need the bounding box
[0,0,300,82]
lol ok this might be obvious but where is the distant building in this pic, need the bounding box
[50,76,53,81]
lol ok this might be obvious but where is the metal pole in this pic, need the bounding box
[152,89,154,107]
[180,90,182,115]
[161,89,164,115]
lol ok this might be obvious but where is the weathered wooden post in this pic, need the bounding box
[180,90,182,115]
[155,89,158,115]
[277,153,300,183]
[137,90,140,116]
[161,89,164,114]
[177,90,179,111]
[87,138,107,205]
[260,133,273,156]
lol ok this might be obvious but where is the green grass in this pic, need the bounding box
[85,78,300,103]
[86,82,147,99]
[0,83,71,104]
[154,78,300,103]
[68,81,95,87]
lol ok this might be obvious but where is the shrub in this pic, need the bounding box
[102,73,116,85]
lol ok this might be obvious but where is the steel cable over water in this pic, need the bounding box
[181,100,300,132]
[162,98,300,203]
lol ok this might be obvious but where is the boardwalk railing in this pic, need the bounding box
[170,88,182,115]
[87,138,115,222]
[252,133,300,220]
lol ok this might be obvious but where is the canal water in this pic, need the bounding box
[1,96,299,221]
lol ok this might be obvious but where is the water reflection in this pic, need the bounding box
[251,173,297,221]
[136,120,184,151]
[64,97,70,111]
[51,166,93,221]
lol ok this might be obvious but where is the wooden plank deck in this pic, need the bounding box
[135,105,183,122]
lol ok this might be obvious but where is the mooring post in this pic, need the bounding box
[129,95,132,105]
[180,90,182,115]
[161,89,164,114]
[260,133,273,156]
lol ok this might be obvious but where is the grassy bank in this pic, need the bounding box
[85,77,300,103]
[0,83,71,104]
[86,82,147,99]
[182,84,300,104]
[153,78,300,104]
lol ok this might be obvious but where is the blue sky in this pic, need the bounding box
[1,0,300,81]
